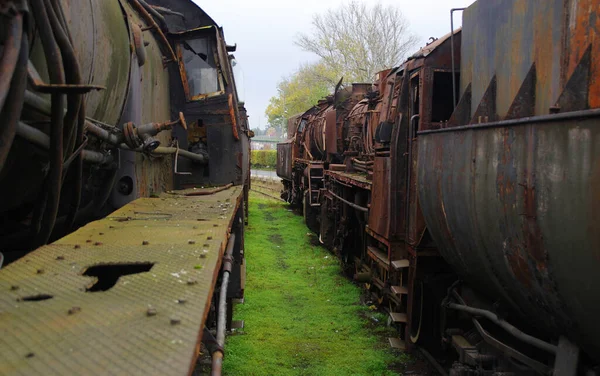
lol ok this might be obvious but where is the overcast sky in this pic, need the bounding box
[194,0,476,129]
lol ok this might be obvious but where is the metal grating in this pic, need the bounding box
[0,186,243,376]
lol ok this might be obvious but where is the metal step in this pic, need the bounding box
[389,312,408,323]
[388,337,406,350]
[230,320,244,329]
[391,285,408,295]
[367,246,389,267]
[391,259,410,270]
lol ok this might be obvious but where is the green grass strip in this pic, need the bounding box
[223,193,404,376]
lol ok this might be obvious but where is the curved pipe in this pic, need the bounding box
[138,0,167,30]
[446,301,557,354]
[30,0,66,247]
[0,28,27,173]
[328,190,368,212]
[0,13,23,112]
[127,0,177,62]
[211,233,236,376]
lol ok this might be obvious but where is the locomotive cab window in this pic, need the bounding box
[179,37,223,100]
[431,71,460,123]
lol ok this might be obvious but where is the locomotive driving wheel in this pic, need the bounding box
[409,281,424,344]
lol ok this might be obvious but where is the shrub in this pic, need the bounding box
[251,150,277,169]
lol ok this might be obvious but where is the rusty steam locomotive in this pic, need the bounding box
[277,0,599,374]
[0,1,250,375]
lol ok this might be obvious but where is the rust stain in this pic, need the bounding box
[176,46,190,99]
[567,0,599,107]
[522,126,546,271]
[228,93,239,141]
[506,250,532,288]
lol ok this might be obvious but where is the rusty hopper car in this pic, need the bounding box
[277,0,599,374]
[0,1,250,375]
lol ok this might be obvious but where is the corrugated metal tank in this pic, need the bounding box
[418,0,600,358]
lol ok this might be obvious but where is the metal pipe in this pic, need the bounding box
[404,114,419,242]
[17,122,50,148]
[47,0,82,156]
[24,91,208,164]
[450,8,466,108]
[447,290,552,374]
[81,150,113,165]
[417,107,600,135]
[17,121,113,165]
[138,0,168,30]
[212,233,236,376]
[0,13,23,112]
[30,0,66,247]
[328,190,368,212]
[127,0,177,62]
[150,146,207,164]
[0,33,27,173]
[84,120,122,145]
[446,302,557,354]
[471,318,550,374]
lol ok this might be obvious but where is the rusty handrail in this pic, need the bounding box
[417,107,600,135]
[450,8,466,108]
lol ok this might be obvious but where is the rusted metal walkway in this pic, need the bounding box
[0,186,243,375]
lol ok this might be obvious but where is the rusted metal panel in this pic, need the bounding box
[565,0,600,108]
[0,186,243,375]
[368,157,390,239]
[461,0,567,118]
[326,170,372,190]
[276,141,293,180]
[418,113,600,359]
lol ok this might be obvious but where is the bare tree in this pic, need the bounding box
[295,2,418,83]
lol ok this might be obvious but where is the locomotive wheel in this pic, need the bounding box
[409,281,424,344]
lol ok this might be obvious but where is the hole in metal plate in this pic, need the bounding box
[83,263,154,292]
